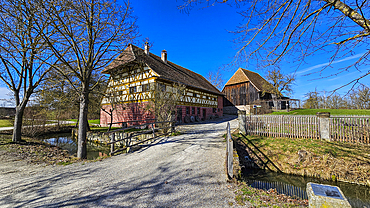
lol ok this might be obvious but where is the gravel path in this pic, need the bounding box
[0,115,241,208]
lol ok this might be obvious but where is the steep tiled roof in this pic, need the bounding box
[224,68,274,93]
[103,44,222,95]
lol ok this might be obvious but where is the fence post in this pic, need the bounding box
[151,123,155,138]
[317,112,330,141]
[125,133,131,153]
[238,110,246,134]
[226,122,233,179]
[170,122,175,134]
[110,132,115,156]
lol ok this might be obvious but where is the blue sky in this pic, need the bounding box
[129,0,369,101]
[0,0,368,105]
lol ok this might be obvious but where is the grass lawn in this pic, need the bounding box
[234,133,370,186]
[68,119,100,125]
[0,119,14,128]
[270,108,370,116]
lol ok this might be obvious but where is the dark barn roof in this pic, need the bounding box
[224,68,274,93]
[103,44,222,96]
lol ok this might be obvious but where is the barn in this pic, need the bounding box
[100,44,223,126]
[222,68,289,114]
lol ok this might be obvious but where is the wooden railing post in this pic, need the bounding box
[226,122,233,179]
[125,133,131,153]
[110,132,115,156]
[170,121,175,134]
[151,124,155,138]
[238,110,246,134]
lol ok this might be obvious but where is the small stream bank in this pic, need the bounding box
[240,168,370,208]
[234,137,370,208]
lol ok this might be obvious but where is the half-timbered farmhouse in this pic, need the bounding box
[100,44,223,126]
[222,68,289,114]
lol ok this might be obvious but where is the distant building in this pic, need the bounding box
[222,68,290,114]
[100,44,223,126]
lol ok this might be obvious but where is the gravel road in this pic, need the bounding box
[0,115,240,208]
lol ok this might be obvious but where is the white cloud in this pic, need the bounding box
[296,53,365,75]
[327,71,358,81]
[0,87,13,107]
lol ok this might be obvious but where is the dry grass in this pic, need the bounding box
[0,135,77,165]
[233,181,308,207]
[234,134,370,186]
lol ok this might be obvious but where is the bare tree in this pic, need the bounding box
[144,82,186,125]
[37,69,79,125]
[0,0,55,142]
[321,92,348,109]
[303,89,320,109]
[262,68,295,98]
[206,69,225,90]
[37,0,138,159]
[101,86,120,132]
[181,0,370,90]
[349,84,370,109]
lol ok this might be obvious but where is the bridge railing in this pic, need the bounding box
[104,120,175,155]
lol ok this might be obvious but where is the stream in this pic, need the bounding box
[242,168,370,208]
[40,133,110,160]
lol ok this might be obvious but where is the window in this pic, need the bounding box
[197,108,200,115]
[186,107,190,115]
[142,84,149,92]
[194,93,197,97]
[213,108,217,113]
[129,86,137,94]
[158,83,166,92]
[192,107,195,114]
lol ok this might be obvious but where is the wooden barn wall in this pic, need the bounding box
[222,82,259,106]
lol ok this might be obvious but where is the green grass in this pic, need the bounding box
[270,108,370,116]
[0,119,14,127]
[88,119,100,124]
[68,119,100,124]
[242,135,368,158]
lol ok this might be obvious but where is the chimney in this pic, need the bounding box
[144,42,149,55]
[161,49,167,63]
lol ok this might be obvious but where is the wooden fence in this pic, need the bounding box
[245,115,319,139]
[330,116,370,144]
[246,179,308,200]
[243,114,370,144]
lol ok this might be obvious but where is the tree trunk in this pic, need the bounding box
[108,112,113,132]
[85,115,91,131]
[77,90,89,159]
[12,105,25,142]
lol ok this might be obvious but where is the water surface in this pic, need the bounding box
[41,133,110,160]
